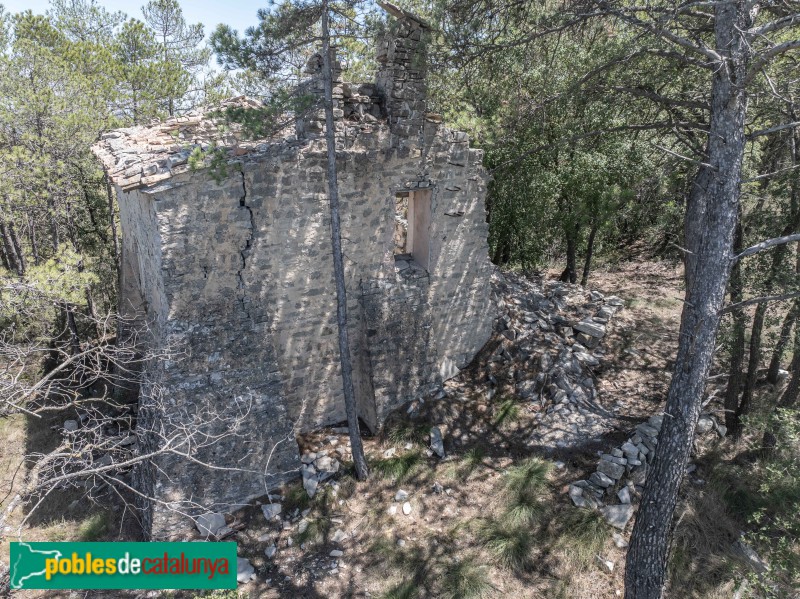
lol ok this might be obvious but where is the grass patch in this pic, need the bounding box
[37,518,72,542]
[78,511,110,541]
[446,447,486,482]
[282,483,311,512]
[493,397,521,428]
[372,451,424,483]
[385,419,430,446]
[381,579,420,599]
[478,516,535,572]
[297,517,333,545]
[440,556,492,599]
[554,508,609,565]
[503,457,551,524]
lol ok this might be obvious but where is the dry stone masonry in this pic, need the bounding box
[92,6,493,539]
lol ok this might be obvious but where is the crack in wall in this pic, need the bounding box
[237,169,254,319]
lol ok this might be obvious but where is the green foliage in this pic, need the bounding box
[473,458,552,571]
[78,511,110,541]
[445,446,486,481]
[296,516,333,545]
[371,451,424,483]
[715,409,800,593]
[478,516,535,572]
[187,143,240,183]
[440,556,492,599]
[380,580,420,599]
[0,0,215,355]
[384,418,430,446]
[554,509,609,565]
[492,397,520,428]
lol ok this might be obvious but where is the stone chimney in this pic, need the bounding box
[375,1,431,138]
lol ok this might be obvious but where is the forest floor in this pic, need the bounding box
[2,257,789,598]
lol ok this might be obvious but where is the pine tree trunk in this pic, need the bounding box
[763,323,800,453]
[735,303,766,432]
[8,221,25,275]
[28,213,40,266]
[105,173,122,293]
[778,330,800,408]
[63,302,81,356]
[580,222,598,287]
[560,227,577,283]
[0,238,10,271]
[1,221,24,276]
[624,5,752,598]
[724,221,747,432]
[320,0,369,481]
[767,302,797,384]
[733,205,799,434]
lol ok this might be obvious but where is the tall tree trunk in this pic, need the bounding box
[560,227,577,283]
[1,221,24,276]
[580,221,598,287]
[63,302,81,356]
[8,221,25,275]
[105,174,122,295]
[767,302,797,383]
[0,238,10,271]
[733,204,800,434]
[777,329,800,408]
[320,1,369,481]
[724,221,747,432]
[625,5,752,598]
[28,213,40,266]
[47,195,59,252]
[762,323,800,453]
[735,303,766,432]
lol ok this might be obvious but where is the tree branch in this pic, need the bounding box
[746,40,800,85]
[734,232,800,261]
[751,12,800,37]
[747,120,800,139]
[721,291,800,314]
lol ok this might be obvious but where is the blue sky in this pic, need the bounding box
[0,0,267,36]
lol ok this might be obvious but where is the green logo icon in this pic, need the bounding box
[10,542,237,590]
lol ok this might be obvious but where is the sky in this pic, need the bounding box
[0,0,268,37]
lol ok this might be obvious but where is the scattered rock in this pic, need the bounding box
[430,426,445,458]
[329,549,344,557]
[304,475,319,499]
[600,504,634,530]
[612,532,628,549]
[195,512,226,538]
[63,420,79,432]
[395,489,409,502]
[261,503,282,520]
[402,501,412,515]
[265,545,277,559]
[331,529,348,543]
[595,555,614,573]
[236,557,255,583]
[733,538,769,574]
[573,320,607,339]
[696,415,714,434]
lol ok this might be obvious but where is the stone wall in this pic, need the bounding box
[94,8,493,539]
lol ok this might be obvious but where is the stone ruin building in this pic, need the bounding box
[92,5,493,538]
